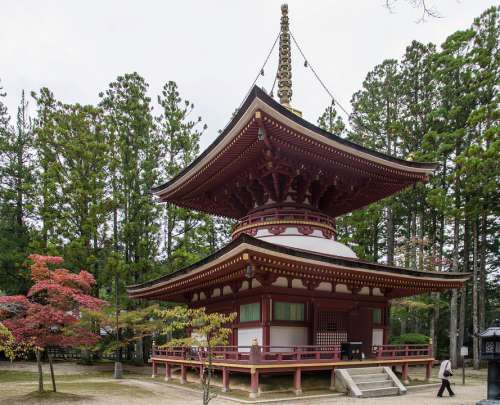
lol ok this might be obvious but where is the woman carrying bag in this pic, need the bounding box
[437,359,455,397]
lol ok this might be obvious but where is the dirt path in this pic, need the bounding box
[0,362,487,405]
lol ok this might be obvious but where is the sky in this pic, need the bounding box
[1,0,497,149]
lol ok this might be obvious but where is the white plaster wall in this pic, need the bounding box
[237,327,263,352]
[292,278,307,289]
[270,326,308,351]
[335,283,349,293]
[272,276,288,288]
[359,286,370,295]
[222,285,232,296]
[317,281,331,292]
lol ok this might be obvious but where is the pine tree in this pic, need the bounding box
[0,89,35,293]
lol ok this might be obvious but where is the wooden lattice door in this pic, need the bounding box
[315,310,348,345]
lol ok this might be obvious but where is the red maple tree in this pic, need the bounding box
[0,254,106,393]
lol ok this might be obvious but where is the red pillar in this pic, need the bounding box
[294,368,302,395]
[180,364,187,384]
[165,363,171,381]
[425,361,433,381]
[402,363,409,384]
[262,295,270,349]
[152,361,157,378]
[249,370,259,398]
[222,368,230,392]
[330,368,336,390]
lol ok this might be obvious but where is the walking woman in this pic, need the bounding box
[437,359,455,397]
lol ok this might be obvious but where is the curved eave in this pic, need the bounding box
[127,234,469,300]
[152,86,437,199]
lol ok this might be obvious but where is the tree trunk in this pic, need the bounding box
[472,219,480,370]
[35,349,44,393]
[459,220,469,352]
[47,351,56,392]
[410,211,417,269]
[387,206,394,265]
[418,211,424,271]
[479,211,487,331]
[449,214,460,368]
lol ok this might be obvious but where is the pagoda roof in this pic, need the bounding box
[127,234,469,302]
[152,86,437,219]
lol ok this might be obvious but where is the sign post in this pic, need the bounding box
[460,346,468,385]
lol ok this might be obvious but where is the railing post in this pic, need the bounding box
[180,364,187,384]
[330,367,336,391]
[250,369,259,399]
[222,367,230,392]
[294,368,302,395]
[402,363,409,385]
[165,362,171,382]
[425,360,433,382]
[151,360,157,378]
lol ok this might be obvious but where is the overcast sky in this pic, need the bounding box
[1,0,497,148]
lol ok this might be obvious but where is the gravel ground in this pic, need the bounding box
[0,361,488,405]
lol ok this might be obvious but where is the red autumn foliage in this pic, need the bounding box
[0,255,106,350]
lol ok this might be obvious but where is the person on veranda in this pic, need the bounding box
[437,359,455,397]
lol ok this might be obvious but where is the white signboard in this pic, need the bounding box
[460,346,468,356]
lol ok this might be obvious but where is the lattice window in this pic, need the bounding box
[316,311,348,346]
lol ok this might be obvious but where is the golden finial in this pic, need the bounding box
[277,4,292,106]
[277,4,302,116]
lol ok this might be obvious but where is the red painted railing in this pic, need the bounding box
[372,344,432,359]
[153,344,432,364]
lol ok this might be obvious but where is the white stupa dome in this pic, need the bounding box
[255,228,358,259]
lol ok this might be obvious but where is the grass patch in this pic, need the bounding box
[0,369,142,383]
[0,390,91,405]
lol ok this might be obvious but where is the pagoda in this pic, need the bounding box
[128,4,468,397]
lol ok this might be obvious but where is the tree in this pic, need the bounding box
[79,304,163,368]
[0,254,105,393]
[0,321,15,361]
[155,307,236,405]
[0,90,35,294]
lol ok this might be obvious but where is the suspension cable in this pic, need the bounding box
[290,31,352,119]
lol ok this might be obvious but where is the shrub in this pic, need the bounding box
[390,333,430,345]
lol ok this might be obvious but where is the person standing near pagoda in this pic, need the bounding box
[437,359,455,397]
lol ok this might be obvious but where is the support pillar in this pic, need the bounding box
[180,364,187,384]
[294,368,302,395]
[402,363,409,385]
[249,369,259,398]
[151,361,157,378]
[222,368,230,393]
[425,361,433,382]
[330,368,336,390]
[165,363,171,382]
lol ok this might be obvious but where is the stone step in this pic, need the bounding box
[357,380,394,390]
[344,366,385,375]
[361,387,400,398]
[351,373,389,382]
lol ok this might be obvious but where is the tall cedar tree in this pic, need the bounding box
[0,90,35,293]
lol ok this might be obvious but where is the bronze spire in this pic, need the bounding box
[277,4,292,106]
[277,4,301,116]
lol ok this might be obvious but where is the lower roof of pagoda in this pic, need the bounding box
[151,86,437,219]
[127,234,469,302]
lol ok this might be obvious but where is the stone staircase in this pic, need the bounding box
[335,366,407,398]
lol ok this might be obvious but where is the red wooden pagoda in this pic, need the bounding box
[127,4,468,397]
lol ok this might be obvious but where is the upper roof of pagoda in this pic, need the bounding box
[152,86,437,219]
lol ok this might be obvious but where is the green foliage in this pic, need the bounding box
[390,333,430,345]
[0,321,15,360]
[78,305,163,355]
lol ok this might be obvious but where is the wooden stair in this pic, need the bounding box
[335,366,407,398]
